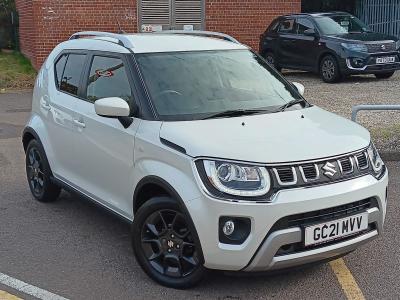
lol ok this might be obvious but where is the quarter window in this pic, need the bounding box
[278,19,295,33]
[86,56,132,103]
[60,54,86,96]
[297,18,315,34]
[55,54,68,88]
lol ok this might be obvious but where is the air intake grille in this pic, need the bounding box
[300,164,318,181]
[141,0,170,25]
[338,157,353,174]
[367,42,396,53]
[355,152,368,169]
[274,168,296,184]
[175,0,203,25]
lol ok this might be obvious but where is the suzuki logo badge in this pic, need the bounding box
[167,240,174,248]
[381,44,386,50]
[322,162,337,178]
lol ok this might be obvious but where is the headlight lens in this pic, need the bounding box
[341,43,368,53]
[367,143,384,177]
[396,40,400,50]
[202,160,271,197]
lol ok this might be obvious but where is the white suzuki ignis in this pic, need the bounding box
[23,31,388,288]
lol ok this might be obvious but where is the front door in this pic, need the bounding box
[276,18,298,67]
[71,54,140,219]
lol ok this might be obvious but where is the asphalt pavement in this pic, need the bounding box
[0,91,399,300]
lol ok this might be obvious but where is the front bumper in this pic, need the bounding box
[187,171,388,271]
[340,52,400,74]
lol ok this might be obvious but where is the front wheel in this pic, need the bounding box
[320,55,342,83]
[264,52,282,72]
[374,71,395,79]
[132,197,205,289]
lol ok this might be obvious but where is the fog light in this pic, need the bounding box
[222,220,235,236]
[352,58,365,67]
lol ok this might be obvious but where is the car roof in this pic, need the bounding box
[281,11,351,18]
[60,33,247,54]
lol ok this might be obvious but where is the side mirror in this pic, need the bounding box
[304,28,316,37]
[95,97,130,117]
[292,82,305,96]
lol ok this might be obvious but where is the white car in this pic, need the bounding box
[23,31,388,288]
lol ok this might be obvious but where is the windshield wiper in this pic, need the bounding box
[277,99,307,112]
[202,109,271,120]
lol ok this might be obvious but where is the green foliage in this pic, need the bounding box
[0,51,36,90]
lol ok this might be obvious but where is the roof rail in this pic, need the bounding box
[69,31,134,48]
[156,30,240,44]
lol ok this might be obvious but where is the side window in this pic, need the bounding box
[86,56,132,103]
[60,54,86,96]
[297,18,315,34]
[278,18,295,33]
[267,19,280,33]
[55,54,68,88]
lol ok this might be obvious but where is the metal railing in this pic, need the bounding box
[351,104,400,122]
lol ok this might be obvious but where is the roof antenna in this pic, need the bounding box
[117,21,126,34]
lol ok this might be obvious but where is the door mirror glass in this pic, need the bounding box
[95,97,130,117]
[304,28,316,36]
[292,82,305,96]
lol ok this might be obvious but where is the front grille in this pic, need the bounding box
[271,149,371,189]
[367,42,396,53]
[274,167,296,184]
[338,157,353,174]
[355,152,368,169]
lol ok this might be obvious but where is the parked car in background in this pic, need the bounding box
[259,12,400,83]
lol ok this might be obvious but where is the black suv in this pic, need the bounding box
[259,12,400,82]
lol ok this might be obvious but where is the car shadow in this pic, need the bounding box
[282,70,382,84]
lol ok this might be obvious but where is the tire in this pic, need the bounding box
[374,71,395,79]
[264,52,282,72]
[25,139,61,202]
[132,197,205,289]
[320,55,342,83]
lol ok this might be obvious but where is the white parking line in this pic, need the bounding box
[0,272,68,300]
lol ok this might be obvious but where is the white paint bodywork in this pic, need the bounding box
[25,36,388,271]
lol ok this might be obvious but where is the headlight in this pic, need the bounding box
[200,160,271,197]
[341,43,368,53]
[396,40,400,50]
[367,143,384,177]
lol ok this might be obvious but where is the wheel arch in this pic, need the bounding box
[22,127,43,152]
[133,175,205,264]
[317,51,340,71]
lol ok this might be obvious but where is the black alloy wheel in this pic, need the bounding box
[320,55,342,83]
[25,140,61,202]
[132,197,205,288]
[264,52,282,72]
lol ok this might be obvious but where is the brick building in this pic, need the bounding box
[15,0,300,69]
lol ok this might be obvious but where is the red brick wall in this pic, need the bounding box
[206,0,301,50]
[16,0,300,69]
[16,0,137,69]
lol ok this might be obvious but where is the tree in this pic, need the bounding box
[0,0,16,14]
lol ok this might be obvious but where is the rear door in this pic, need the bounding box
[46,52,87,181]
[71,53,141,218]
[276,17,298,66]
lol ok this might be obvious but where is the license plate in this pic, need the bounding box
[376,56,395,64]
[304,213,368,247]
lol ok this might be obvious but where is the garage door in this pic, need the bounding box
[138,0,205,31]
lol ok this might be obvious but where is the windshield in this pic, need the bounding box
[135,50,302,121]
[315,15,369,35]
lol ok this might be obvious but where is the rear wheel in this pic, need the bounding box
[132,197,205,289]
[374,71,395,79]
[25,140,61,202]
[264,52,282,72]
[320,55,342,83]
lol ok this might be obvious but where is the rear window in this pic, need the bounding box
[59,54,86,96]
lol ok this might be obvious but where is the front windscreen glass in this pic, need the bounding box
[135,50,302,121]
[315,15,369,35]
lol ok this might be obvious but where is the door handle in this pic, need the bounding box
[73,119,86,128]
